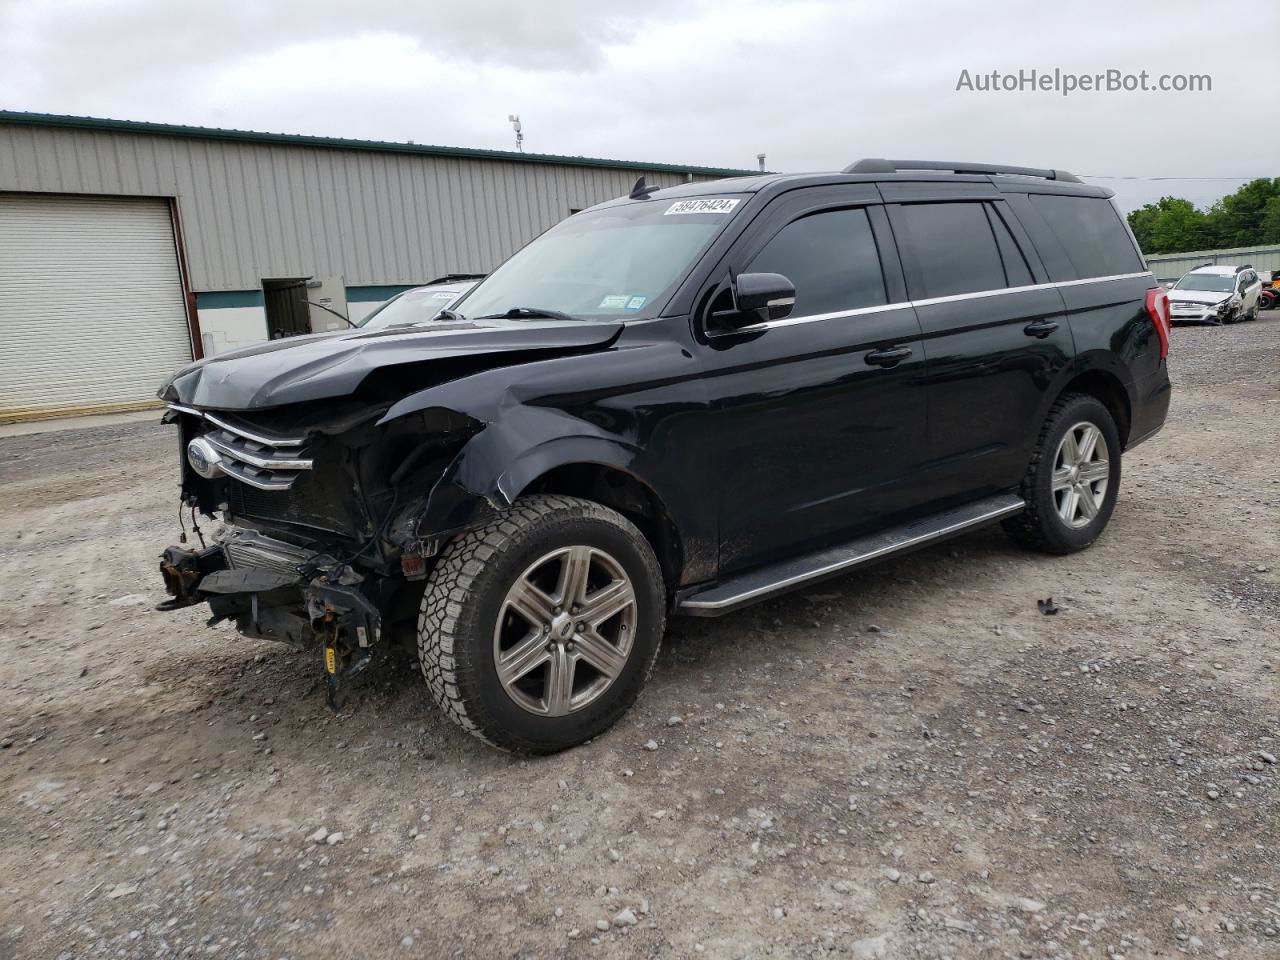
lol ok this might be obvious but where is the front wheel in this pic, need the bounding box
[1002,393,1122,555]
[418,495,665,753]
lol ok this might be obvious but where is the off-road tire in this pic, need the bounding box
[418,495,665,753]
[1002,393,1122,555]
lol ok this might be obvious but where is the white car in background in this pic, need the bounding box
[358,274,485,330]
[1168,265,1262,325]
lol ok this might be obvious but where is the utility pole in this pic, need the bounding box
[508,115,524,152]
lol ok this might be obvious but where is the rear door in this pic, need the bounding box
[697,185,930,573]
[1006,189,1160,397]
[885,189,1074,501]
[1241,269,1261,314]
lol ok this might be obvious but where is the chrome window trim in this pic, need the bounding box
[725,271,1154,334]
[731,301,906,333]
[909,271,1153,308]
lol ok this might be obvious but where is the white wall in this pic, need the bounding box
[196,298,395,356]
[197,306,267,356]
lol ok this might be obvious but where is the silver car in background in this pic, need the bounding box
[1168,265,1263,325]
[358,274,485,331]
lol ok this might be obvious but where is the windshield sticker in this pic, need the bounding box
[664,198,740,216]
[599,295,630,309]
[429,291,455,299]
[625,296,647,310]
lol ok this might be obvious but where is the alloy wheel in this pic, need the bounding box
[1052,421,1110,529]
[492,545,638,716]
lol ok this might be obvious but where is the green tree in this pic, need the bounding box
[1127,196,1210,254]
[1127,202,1161,252]
[1203,178,1280,248]
[1151,198,1210,253]
[1260,196,1280,244]
[1126,178,1280,254]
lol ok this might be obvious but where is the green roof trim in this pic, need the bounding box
[0,110,760,179]
[196,290,264,309]
[346,284,419,302]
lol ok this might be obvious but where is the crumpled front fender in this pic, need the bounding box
[377,356,644,544]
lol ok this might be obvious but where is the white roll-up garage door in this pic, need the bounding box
[0,193,192,422]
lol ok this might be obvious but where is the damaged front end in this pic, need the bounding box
[156,399,489,709]
[152,317,629,709]
[158,526,391,708]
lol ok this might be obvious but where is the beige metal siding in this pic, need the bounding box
[0,123,722,291]
[0,193,191,422]
[1145,245,1280,282]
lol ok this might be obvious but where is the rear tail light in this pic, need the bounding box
[1145,287,1171,359]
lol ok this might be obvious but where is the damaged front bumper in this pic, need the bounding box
[158,526,385,708]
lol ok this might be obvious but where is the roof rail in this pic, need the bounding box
[843,158,1082,184]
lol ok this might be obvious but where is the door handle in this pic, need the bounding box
[1023,319,1060,338]
[864,345,912,367]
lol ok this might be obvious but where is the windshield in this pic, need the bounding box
[358,283,475,330]
[452,196,744,322]
[1175,273,1233,293]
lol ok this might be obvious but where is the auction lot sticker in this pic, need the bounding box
[664,198,740,215]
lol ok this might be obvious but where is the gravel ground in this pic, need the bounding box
[1,317,1277,960]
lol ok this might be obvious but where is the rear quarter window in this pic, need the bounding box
[1028,195,1144,280]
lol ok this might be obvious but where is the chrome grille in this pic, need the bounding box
[170,405,312,491]
[205,425,311,491]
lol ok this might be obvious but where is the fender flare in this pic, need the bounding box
[492,435,646,505]
[1033,350,1135,443]
[382,384,649,542]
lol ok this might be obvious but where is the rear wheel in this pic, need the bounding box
[418,495,665,753]
[1003,393,1122,555]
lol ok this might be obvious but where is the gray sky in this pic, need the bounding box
[2,0,1276,211]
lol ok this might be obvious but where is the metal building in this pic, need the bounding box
[1144,244,1280,283]
[0,111,752,422]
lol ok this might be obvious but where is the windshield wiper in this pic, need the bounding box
[477,307,580,323]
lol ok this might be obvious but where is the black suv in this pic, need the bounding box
[158,159,1172,752]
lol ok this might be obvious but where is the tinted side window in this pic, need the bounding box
[896,203,1007,298]
[987,207,1034,287]
[748,208,886,316]
[1028,195,1144,279]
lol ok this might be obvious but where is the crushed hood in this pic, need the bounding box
[160,319,624,410]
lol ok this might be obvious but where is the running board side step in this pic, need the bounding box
[676,493,1025,617]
